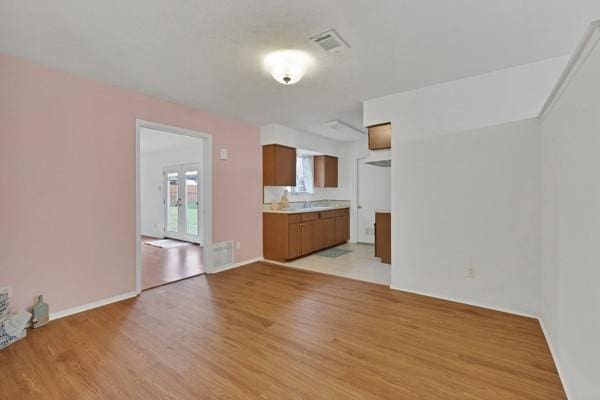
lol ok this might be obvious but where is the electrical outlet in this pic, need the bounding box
[0,286,11,298]
[467,267,476,279]
[236,241,241,250]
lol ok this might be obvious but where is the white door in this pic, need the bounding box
[164,163,202,244]
[357,161,391,244]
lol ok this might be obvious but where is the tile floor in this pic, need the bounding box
[281,242,391,285]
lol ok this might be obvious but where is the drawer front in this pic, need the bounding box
[288,214,302,224]
[335,208,349,217]
[320,210,336,219]
[302,212,319,222]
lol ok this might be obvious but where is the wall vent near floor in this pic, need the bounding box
[213,240,234,269]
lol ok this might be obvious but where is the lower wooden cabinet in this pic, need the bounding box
[288,223,302,259]
[301,220,313,256]
[263,208,350,262]
[375,212,391,264]
[312,219,325,252]
[324,217,336,248]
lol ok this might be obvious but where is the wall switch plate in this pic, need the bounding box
[467,267,476,279]
[236,241,241,250]
[220,148,228,160]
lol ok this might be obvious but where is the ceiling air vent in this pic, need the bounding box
[310,29,350,53]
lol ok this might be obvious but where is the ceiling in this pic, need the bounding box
[1,1,599,139]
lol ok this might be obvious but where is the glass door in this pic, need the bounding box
[163,163,202,244]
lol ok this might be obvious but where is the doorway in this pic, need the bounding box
[357,160,391,244]
[164,163,202,244]
[136,120,213,293]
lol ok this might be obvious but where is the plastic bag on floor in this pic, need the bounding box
[0,299,31,351]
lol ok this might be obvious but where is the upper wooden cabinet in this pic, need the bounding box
[314,155,338,188]
[263,144,296,186]
[368,123,391,150]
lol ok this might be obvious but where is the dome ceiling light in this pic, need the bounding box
[263,50,314,85]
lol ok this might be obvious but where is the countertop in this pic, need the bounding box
[375,209,391,214]
[263,205,350,214]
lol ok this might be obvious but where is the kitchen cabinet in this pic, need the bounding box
[324,217,337,248]
[368,123,391,150]
[263,208,350,262]
[263,144,296,186]
[314,155,338,188]
[312,219,325,251]
[288,222,302,259]
[335,209,350,243]
[375,212,391,264]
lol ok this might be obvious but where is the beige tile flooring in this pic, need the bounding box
[279,242,391,285]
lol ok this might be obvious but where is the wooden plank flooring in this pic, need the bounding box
[141,236,204,290]
[0,262,565,399]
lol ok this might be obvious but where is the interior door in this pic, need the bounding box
[357,161,391,244]
[164,163,202,244]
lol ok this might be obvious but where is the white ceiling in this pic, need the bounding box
[1,1,599,138]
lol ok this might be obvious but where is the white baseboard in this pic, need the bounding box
[210,257,263,274]
[389,285,538,319]
[538,317,573,399]
[49,291,138,321]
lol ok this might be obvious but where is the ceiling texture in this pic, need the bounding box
[1,0,599,139]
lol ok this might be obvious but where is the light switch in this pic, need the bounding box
[220,148,228,160]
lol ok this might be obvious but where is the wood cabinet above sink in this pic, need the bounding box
[263,144,296,186]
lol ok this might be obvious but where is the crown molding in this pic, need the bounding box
[539,20,600,120]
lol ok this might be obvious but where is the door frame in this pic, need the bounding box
[135,119,213,294]
[163,163,203,244]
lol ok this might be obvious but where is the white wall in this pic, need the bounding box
[362,57,566,315]
[140,131,204,238]
[540,23,600,400]
[393,119,541,314]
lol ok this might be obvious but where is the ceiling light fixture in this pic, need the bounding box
[263,50,313,85]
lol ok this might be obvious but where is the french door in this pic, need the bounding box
[164,163,202,244]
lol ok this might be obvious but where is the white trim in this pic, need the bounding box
[136,119,214,295]
[210,257,263,274]
[539,20,600,120]
[538,317,573,399]
[389,285,538,319]
[49,291,137,321]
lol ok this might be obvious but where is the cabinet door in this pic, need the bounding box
[288,223,302,259]
[368,123,391,150]
[275,145,296,186]
[263,144,297,187]
[312,219,325,252]
[301,221,314,256]
[335,216,345,243]
[324,218,336,247]
[314,155,338,188]
[342,215,350,242]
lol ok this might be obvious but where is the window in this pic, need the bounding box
[293,155,314,193]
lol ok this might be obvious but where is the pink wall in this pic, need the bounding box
[0,54,262,313]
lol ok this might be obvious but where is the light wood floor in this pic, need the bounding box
[0,262,565,399]
[141,236,204,290]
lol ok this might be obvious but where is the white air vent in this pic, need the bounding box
[213,240,234,269]
[310,29,350,53]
